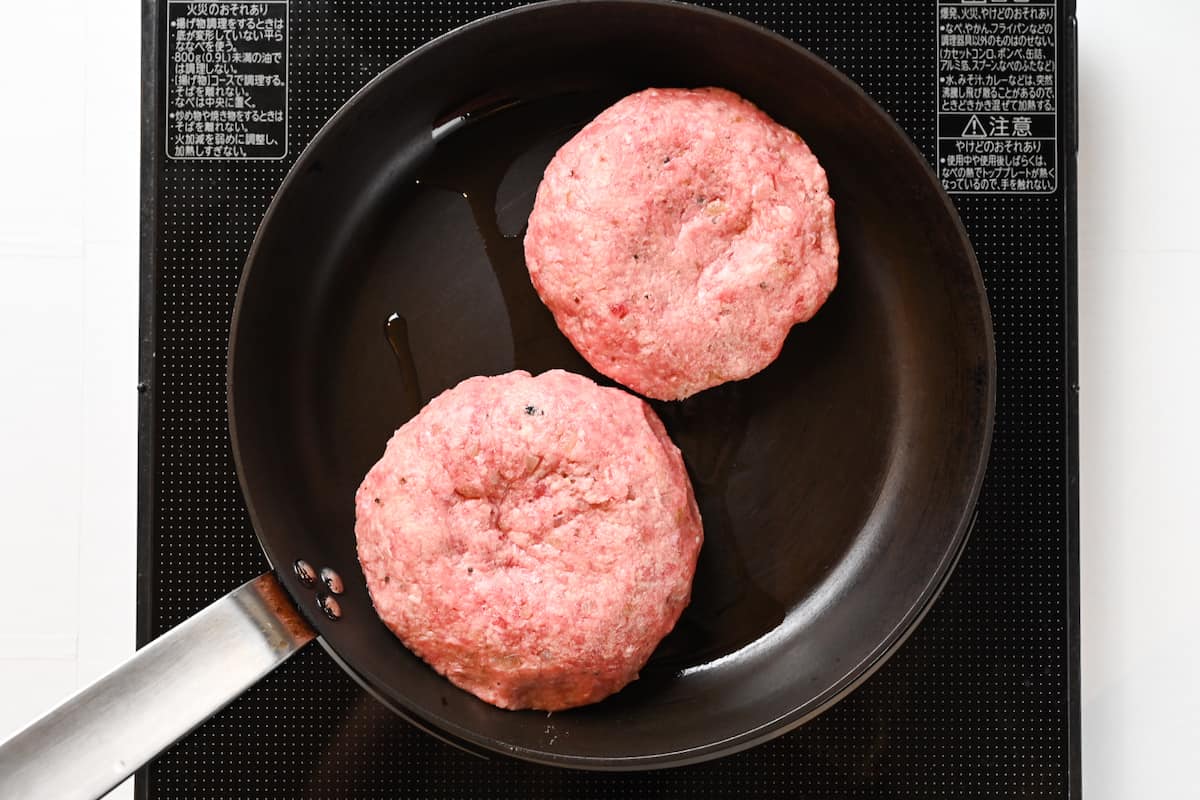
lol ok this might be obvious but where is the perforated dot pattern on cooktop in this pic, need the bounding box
[143,1,1076,797]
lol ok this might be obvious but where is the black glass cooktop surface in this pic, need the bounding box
[138,1,1079,796]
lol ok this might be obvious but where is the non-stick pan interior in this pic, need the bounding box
[228,0,993,769]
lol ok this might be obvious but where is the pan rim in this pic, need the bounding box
[226,0,997,770]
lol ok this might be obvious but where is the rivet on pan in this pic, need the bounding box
[320,567,344,595]
[293,559,317,587]
[317,593,342,621]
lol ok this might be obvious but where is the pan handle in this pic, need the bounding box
[0,572,315,800]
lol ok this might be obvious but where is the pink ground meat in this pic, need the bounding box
[524,87,839,400]
[354,369,703,710]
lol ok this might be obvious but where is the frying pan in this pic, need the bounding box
[0,1,994,796]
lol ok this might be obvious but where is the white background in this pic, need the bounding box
[0,2,1196,798]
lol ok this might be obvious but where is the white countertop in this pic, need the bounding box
[1,2,1196,798]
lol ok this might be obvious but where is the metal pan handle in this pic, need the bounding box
[0,573,315,800]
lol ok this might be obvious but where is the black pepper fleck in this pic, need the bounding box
[524,405,544,416]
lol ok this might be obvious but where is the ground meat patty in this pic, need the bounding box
[524,87,839,400]
[354,369,703,711]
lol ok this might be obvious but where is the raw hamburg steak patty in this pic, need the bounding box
[354,369,703,711]
[524,87,839,400]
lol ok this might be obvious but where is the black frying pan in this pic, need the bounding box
[0,1,993,794]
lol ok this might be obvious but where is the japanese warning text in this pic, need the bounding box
[166,1,288,160]
[937,0,1057,195]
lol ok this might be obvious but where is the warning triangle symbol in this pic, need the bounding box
[962,115,988,138]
